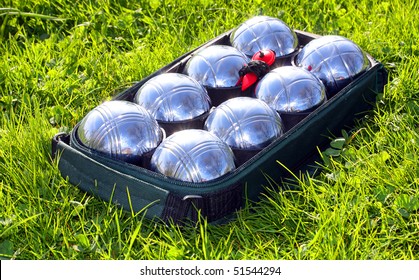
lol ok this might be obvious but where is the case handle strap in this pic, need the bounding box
[162,183,243,224]
[51,132,70,160]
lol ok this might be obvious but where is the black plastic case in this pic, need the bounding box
[52,29,387,224]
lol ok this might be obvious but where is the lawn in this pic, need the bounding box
[0,0,418,260]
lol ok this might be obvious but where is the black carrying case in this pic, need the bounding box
[51,28,388,224]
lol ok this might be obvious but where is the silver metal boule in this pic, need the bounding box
[295,35,370,95]
[77,100,163,163]
[150,129,236,182]
[133,73,211,122]
[255,66,326,113]
[230,16,298,58]
[204,97,283,150]
[183,45,250,88]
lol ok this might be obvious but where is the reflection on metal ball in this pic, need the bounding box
[133,73,211,122]
[255,66,326,113]
[150,129,236,182]
[183,45,250,88]
[204,97,283,150]
[295,35,370,96]
[77,100,163,164]
[230,15,298,59]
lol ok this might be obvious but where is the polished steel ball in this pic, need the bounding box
[133,73,211,122]
[230,16,298,58]
[77,100,163,164]
[204,97,283,150]
[183,45,250,88]
[255,66,326,113]
[295,35,370,95]
[150,129,236,182]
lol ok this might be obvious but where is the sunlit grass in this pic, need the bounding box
[0,0,418,260]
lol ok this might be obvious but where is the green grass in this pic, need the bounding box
[1,0,418,260]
